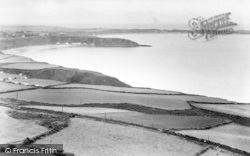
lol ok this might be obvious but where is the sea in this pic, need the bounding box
[4,34,250,103]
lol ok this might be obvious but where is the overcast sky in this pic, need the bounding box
[0,0,249,29]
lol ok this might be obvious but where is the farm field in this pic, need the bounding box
[14,79,64,87]
[0,89,191,110]
[53,83,183,94]
[200,148,239,156]
[1,62,59,70]
[94,113,229,130]
[191,103,250,118]
[0,89,232,110]
[178,123,250,153]
[21,105,228,130]
[0,106,47,144]
[0,81,33,93]
[0,56,33,63]
[36,118,206,156]
[0,89,215,110]
[22,105,132,114]
[53,86,231,103]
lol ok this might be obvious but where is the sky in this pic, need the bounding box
[0,0,249,29]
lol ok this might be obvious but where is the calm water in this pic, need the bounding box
[5,34,250,103]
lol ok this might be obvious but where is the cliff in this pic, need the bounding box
[0,66,131,87]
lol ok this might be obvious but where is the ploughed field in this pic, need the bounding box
[22,105,229,130]
[0,88,231,110]
[36,118,205,156]
[191,103,250,118]
[0,105,47,144]
[178,123,250,153]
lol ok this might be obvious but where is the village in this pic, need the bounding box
[0,71,41,87]
[0,30,67,38]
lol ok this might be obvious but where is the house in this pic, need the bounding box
[8,77,14,80]
[24,31,33,36]
[39,33,49,36]
[34,84,40,87]
[59,32,66,36]
[22,82,29,86]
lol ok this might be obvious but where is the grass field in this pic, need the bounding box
[0,89,192,110]
[53,83,183,94]
[0,73,25,79]
[21,105,229,130]
[191,103,250,118]
[1,62,59,70]
[0,106,47,144]
[178,123,250,153]
[200,148,239,156]
[98,114,229,130]
[36,118,205,156]
[0,81,33,93]
[0,88,231,110]
[22,105,131,114]
[14,79,64,87]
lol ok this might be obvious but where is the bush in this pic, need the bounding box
[6,144,16,149]
[0,146,5,152]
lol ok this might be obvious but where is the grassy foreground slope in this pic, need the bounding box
[36,118,204,156]
[0,106,47,144]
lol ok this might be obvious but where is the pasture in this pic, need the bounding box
[191,103,250,118]
[0,88,193,110]
[0,81,33,93]
[178,123,250,153]
[36,118,205,156]
[0,88,232,110]
[53,83,183,94]
[0,106,47,144]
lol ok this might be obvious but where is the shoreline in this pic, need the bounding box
[1,44,243,103]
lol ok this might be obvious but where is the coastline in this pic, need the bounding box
[1,33,250,156]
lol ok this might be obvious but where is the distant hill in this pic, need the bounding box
[0,35,148,50]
